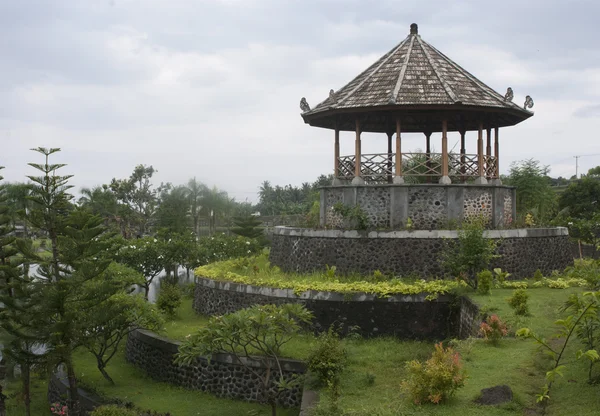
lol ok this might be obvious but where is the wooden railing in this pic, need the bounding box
[337,153,498,183]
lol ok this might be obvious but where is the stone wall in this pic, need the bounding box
[193,278,478,340]
[269,227,573,279]
[320,184,516,230]
[125,329,305,408]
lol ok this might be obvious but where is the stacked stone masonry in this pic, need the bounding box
[193,278,479,340]
[125,329,305,408]
[269,227,572,279]
[319,184,516,229]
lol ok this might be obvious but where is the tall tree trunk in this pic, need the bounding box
[65,355,81,416]
[22,363,30,416]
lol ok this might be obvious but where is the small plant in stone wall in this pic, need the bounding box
[332,202,369,230]
[401,342,466,405]
[176,303,313,416]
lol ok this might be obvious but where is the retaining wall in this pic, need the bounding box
[125,329,305,407]
[269,227,573,279]
[193,277,481,340]
[321,184,515,229]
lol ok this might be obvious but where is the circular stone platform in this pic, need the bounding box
[320,184,515,230]
[269,226,572,279]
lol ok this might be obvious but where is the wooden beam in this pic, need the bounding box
[460,130,466,179]
[494,127,500,178]
[477,122,484,177]
[395,118,402,177]
[334,125,340,178]
[354,119,361,178]
[441,120,449,177]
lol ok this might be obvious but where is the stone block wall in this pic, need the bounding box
[320,184,516,230]
[193,278,476,340]
[269,227,573,279]
[124,329,305,408]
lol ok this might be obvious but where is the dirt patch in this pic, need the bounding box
[474,384,513,405]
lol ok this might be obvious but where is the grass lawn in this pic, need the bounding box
[312,286,600,416]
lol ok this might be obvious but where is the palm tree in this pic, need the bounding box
[185,178,207,240]
[201,186,233,235]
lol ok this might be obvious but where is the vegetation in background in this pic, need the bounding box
[155,282,182,318]
[508,289,530,316]
[331,202,369,230]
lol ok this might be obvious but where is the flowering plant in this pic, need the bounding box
[50,402,68,416]
[479,314,508,345]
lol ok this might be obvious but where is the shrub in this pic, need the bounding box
[182,282,196,299]
[401,342,466,404]
[477,270,493,295]
[442,217,497,289]
[307,327,348,411]
[533,269,544,282]
[479,315,508,345]
[493,268,510,286]
[90,405,139,416]
[507,289,530,316]
[50,403,68,416]
[156,283,182,317]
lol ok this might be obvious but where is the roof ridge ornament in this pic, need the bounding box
[300,97,310,112]
[524,95,534,110]
[504,87,514,102]
[329,89,338,103]
[410,23,418,35]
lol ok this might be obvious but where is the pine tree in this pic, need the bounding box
[231,214,264,240]
[0,167,39,416]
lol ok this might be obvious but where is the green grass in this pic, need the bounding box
[312,286,600,416]
[4,377,53,415]
[72,347,299,416]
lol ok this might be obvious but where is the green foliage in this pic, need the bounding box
[567,213,600,249]
[401,342,466,404]
[176,303,313,415]
[304,200,321,228]
[196,233,262,265]
[90,406,139,416]
[231,214,264,240]
[332,202,369,230]
[197,253,467,298]
[492,268,510,286]
[533,269,544,281]
[476,270,493,295]
[479,314,508,345]
[117,236,165,299]
[564,258,600,290]
[156,283,182,317]
[504,159,557,224]
[507,289,530,316]
[517,293,599,404]
[442,218,497,289]
[257,175,331,216]
[559,176,600,219]
[307,327,348,412]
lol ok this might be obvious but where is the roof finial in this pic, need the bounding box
[410,23,418,35]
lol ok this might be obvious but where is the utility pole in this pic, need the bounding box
[574,155,580,179]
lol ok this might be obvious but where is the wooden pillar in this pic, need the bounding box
[439,120,450,183]
[486,128,492,178]
[387,131,393,183]
[334,126,340,178]
[352,118,363,184]
[394,118,403,183]
[475,122,486,183]
[494,127,500,179]
[460,130,466,180]
[425,132,432,182]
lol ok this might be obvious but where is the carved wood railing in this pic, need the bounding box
[337,153,498,183]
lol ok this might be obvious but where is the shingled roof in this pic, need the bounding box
[302,23,533,133]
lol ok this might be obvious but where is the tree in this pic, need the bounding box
[15,148,119,415]
[504,159,557,223]
[117,236,171,300]
[2,182,31,237]
[78,283,163,384]
[186,177,207,240]
[176,304,313,416]
[78,185,121,234]
[559,176,600,219]
[109,165,158,237]
[231,214,265,241]
[201,186,233,235]
[155,185,191,236]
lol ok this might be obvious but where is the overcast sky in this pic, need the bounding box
[2,0,600,203]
